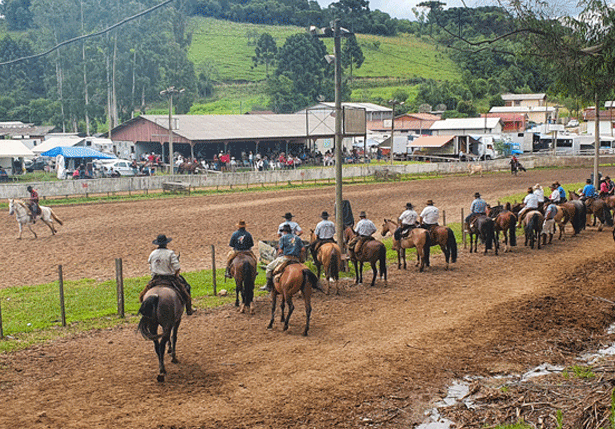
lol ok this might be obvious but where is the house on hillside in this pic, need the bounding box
[367,112,440,135]
[501,93,547,108]
[583,102,615,135]
[491,93,557,124]
[481,113,526,133]
[296,102,392,122]
[430,117,503,136]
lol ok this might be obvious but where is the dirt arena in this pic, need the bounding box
[2,167,615,428]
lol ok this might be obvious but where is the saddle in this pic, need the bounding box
[273,257,301,277]
[140,275,191,305]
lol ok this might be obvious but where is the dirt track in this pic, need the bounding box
[2,167,615,428]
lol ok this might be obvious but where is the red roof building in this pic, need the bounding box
[481,113,526,132]
[367,113,440,134]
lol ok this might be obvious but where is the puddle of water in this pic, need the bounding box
[416,408,455,429]
[521,363,564,381]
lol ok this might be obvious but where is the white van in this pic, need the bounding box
[94,159,135,176]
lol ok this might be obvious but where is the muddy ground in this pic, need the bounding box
[2,167,615,428]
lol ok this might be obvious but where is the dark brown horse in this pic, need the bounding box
[268,263,321,336]
[344,226,388,286]
[138,286,184,382]
[230,252,257,314]
[569,191,613,230]
[310,231,343,295]
[487,204,517,252]
[521,210,544,249]
[468,215,498,255]
[560,200,586,236]
[178,162,203,174]
[380,219,430,272]
[426,225,457,269]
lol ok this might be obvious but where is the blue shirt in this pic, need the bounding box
[545,203,558,219]
[582,184,596,198]
[229,229,254,251]
[279,233,303,257]
[558,186,566,200]
[470,198,487,214]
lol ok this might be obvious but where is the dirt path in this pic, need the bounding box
[2,167,615,428]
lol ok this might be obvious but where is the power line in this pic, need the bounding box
[0,0,176,67]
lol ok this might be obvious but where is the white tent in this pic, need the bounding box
[32,136,84,154]
[0,140,35,174]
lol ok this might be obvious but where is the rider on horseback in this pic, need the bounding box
[548,183,561,204]
[349,211,377,257]
[419,199,439,230]
[263,224,304,292]
[517,187,539,227]
[464,192,487,231]
[225,220,256,279]
[394,203,419,240]
[141,234,194,315]
[311,211,336,260]
[581,178,597,200]
[26,185,39,223]
[278,212,303,237]
[555,181,567,203]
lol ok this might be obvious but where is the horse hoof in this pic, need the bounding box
[171,357,178,364]
[239,304,245,313]
[250,305,255,315]
[157,374,165,382]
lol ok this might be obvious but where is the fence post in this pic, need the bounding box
[115,258,125,318]
[58,265,66,327]
[461,208,466,249]
[442,210,446,226]
[211,245,217,296]
[0,297,3,339]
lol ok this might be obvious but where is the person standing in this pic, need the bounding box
[225,220,256,279]
[26,185,39,223]
[142,234,194,315]
[420,199,440,229]
[542,200,558,244]
[263,224,303,292]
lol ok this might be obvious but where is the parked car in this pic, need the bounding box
[24,157,51,172]
[567,119,580,128]
[95,159,135,177]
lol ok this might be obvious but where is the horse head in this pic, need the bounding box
[380,219,396,237]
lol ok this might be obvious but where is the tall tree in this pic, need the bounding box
[252,33,278,77]
[341,33,364,83]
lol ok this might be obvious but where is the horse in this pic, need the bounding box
[521,210,544,249]
[426,225,457,269]
[230,252,257,314]
[178,162,203,174]
[560,200,586,236]
[380,220,430,272]
[467,164,483,177]
[310,231,343,295]
[569,191,613,230]
[468,215,498,255]
[487,203,517,253]
[8,198,63,239]
[138,286,183,382]
[267,263,321,336]
[343,226,388,286]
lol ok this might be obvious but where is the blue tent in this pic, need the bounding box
[41,146,116,159]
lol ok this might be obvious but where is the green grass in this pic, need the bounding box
[563,365,595,379]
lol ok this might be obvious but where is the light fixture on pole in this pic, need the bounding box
[311,20,353,250]
[160,86,185,174]
[388,99,404,165]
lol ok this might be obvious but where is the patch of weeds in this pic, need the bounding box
[562,364,595,379]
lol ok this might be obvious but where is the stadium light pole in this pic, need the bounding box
[160,86,185,174]
[310,20,353,249]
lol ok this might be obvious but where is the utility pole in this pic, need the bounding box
[388,100,403,165]
[160,86,184,173]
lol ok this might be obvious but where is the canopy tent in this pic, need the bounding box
[0,140,35,158]
[41,146,116,159]
[32,136,84,154]
[408,135,455,148]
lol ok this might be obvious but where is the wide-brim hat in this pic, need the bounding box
[474,192,481,198]
[321,211,329,218]
[283,212,294,219]
[236,220,247,228]
[153,234,172,246]
[426,199,434,205]
[533,183,542,190]
[554,181,561,186]
[359,211,367,218]
[405,203,413,209]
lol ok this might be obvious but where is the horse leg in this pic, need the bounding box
[396,249,401,269]
[358,261,364,284]
[283,296,294,332]
[370,261,377,286]
[442,244,450,270]
[170,320,181,363]
[235,278,240,308]
[280,294,286,323]
[155,339,167,382]
[401,248,407,270]
[267,291,277,330]
[353,260,360,284]
[303,291,312,337]
[41,219,55,235]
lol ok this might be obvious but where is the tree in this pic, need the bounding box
[252,33,277,77]
[1,0,34,30]
[341,33,364,82]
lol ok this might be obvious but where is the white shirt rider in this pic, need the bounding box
[399,209,418,227]
[355,218,377,236]
[420,205,439,224]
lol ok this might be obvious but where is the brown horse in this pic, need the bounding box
[178,162,203,174]
[487,204,517,252]
[569,191,613,230]
[138,286,183,382]
[521,210,544,249]
[343,226,388,286]
[310,231,343,295]
[230,252,257,314]
[380,219,431,272]
[426,225,457,269]
[268,263,321,336]
[468,214,498,255]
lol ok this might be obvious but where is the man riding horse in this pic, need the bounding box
[349,211,377,258]
[263,223,304,292]
[26,185,40,223]
[225,220,256,279]
[140,234,194,315]
[464,192,487,231]
[419,199,439,230]
[278,212,303,238]
[394,203,419,240]
[517,187,539,228]
[310,211,336,261]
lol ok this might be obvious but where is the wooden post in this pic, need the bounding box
[0,298,3,339]
[461,208,466,249]
[58,265,66,327]
[211,245,217,296]
[115,258,125,318]
[442,210,446,226]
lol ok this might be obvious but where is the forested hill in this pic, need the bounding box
[0,0,552,130]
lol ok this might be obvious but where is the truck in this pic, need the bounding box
[408,134,501,161]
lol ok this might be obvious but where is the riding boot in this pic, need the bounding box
[224,265,232,279]
[260,276,274,292]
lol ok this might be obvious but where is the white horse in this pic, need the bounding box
[8,198,63,239]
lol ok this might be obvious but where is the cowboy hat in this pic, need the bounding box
[321,211,329,218]
[426,199,434,205]
[236,220,247,228]
[283,212,294,219]
[533,183,542,190]
[405,203,413,209]
[359,211,367,218]
[474,192,481,198]
[152,234,172,246]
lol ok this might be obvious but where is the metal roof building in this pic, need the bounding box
[430,118,503,135]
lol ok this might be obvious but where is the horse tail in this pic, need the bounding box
[50,210,63,226]
[572,201,585,233]
[137,295,161,341]
[484,219,493,250]
[447,228,457,263]
[242,261,255,303]
[302,269,322,292]
[378,243,387,279]
[329,247,340,280]
[604,204,614,226]
[423,230,431,267]
[508,214,517,246]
